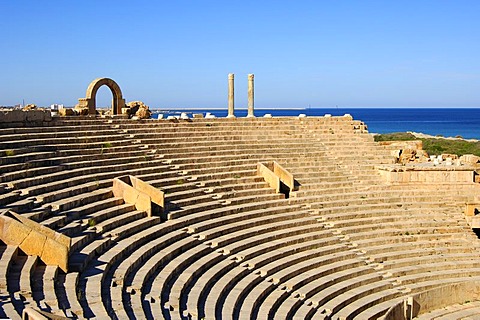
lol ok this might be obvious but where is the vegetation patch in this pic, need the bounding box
[5,150,15,157]
[87,219,96,227]
[374,132,480,157]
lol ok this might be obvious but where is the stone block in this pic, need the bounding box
[0,213,70,272]
[41,237,69,272]
[11,212,69,247]
[20,229,47,257]
[3,110,25,122]
[113,176,165,217]
[460,154,480,165]
[257,163,280,193]
[130,176,164,210]
[58,108,75,116]
[1,216,30,245]
[26,110,44,122]
[273,161,294,191]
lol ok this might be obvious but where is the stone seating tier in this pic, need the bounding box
[1,116,480,320]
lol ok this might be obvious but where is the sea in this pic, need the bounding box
[151,108,480,140]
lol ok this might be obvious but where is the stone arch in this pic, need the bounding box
[77,78,126,115]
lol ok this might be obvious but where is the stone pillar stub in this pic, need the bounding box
[227,73,235,118]
[247,74,255,118]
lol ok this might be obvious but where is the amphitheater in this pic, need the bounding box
[2,104,480,319]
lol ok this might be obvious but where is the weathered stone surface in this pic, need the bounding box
[74,106,89,116]
[20,229,47,257]
[22,104,37,111]
[460,154,480,165]
[441,153,458,160]
[0,213,70,272]
[113,176,164,217]
[41,237,69,272]
[2,110,25,122]
[26,110,45,122]
[12,212,70,248]
[126,101,152,119]
[58,108,75,116]
[1,216,30,245]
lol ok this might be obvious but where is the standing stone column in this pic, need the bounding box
[227,73,235,118]
[247,74,255,118]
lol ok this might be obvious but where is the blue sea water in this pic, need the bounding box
[152,108,480,140]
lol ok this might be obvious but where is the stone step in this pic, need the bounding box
[167,192,285,220]
[0,165,66,185]
[69,238,112,272]
[202,236,330,316]
[41,196,124,230]
[166,185,275,211]
[0,135,134,150]
[95,210,148,234]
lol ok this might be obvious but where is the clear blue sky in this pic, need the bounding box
[1,1,479,108]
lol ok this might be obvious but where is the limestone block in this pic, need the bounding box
[43,110,52,121]
[26,110,44,122]
[41,237,69,272]
[1,216,30,245]
[74,107,89,116]
[113,176,165,217]
[123,188,151,214]
[1,213,70,272]
[257,163,280,193]
[273,161,294,191]
[58,108,75,116]
[20,229,47,257]
[126,101,152,119]
[130,176,164,209]
[3,110,25,122]
[22,307,50,320]
[460,154,480,165]
[22,104,37,111]
[11,211,50,234]
[465,203,479,217]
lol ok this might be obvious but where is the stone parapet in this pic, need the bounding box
[0,211,70,272]
[112,175,165,219]
[257,161,295,197]
[0,109,52,128]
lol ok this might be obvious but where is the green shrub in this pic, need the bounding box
[374,133,480,157]
[373,132,417,142]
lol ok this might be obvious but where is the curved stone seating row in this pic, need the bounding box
[143,205,318,318]
[415,299,480,319]
[84,198,298,318]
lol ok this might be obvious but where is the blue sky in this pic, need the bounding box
[1,1,479,108]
